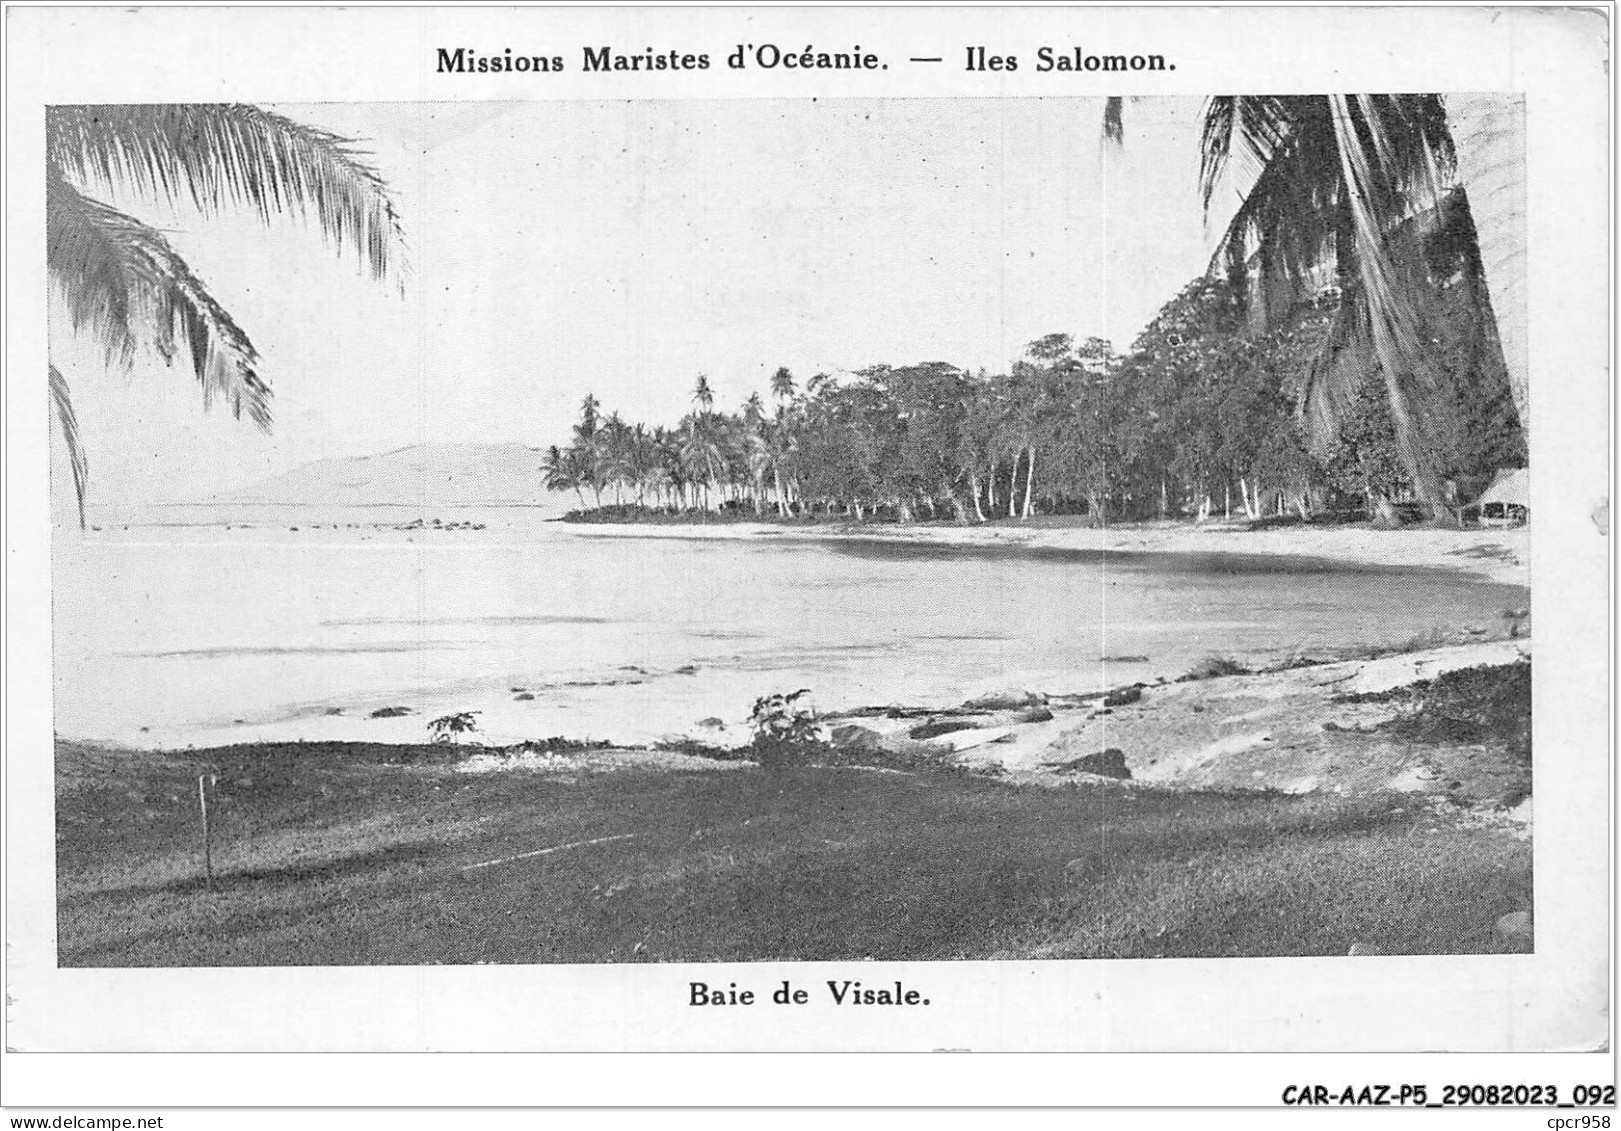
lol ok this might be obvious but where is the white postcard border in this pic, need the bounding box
[3,2,1612,1106]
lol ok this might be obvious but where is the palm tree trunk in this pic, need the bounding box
[1447,94,1528,435]
[970,471,987,522]
[1021,446,1037,518]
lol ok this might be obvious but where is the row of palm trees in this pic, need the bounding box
[542,375,786,515]
[550,336,1269,527]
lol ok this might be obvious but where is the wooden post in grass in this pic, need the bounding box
[197,774,215,891]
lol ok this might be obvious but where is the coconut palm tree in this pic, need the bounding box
[1198,95,1464,516]
[597,411,635,504]
[540,444,587,508]
[1113,94,1526,518]
[569,393,605,506]
[47,103,405,526]
[691,374,715,413]
[679,412,723,511]
[739,393,772,514]
[652,426,686,509]
[623,422,656,505]
[770,366,796,404]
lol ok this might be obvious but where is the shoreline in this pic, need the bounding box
[564,517,1531,587]
[73,508,1530,588]
[70,636,1532,800]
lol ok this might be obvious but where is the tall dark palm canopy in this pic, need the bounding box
[1191,94,1475,515]
[47,103,406,525]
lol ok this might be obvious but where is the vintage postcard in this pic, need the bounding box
[3,1,1612,1108]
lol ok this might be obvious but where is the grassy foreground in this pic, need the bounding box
[57,739,1529,965]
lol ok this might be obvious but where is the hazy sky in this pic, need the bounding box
[51,97,1233,504]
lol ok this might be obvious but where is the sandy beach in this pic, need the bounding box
[566,517,1531,587]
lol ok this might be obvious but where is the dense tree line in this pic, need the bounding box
[542,269,1522,525]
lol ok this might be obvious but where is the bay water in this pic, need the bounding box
[52,509,1529,751]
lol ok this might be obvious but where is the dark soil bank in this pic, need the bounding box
[58,737,1529,966]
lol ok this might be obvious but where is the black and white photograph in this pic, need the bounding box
[47,92,1542,969]
[4,1,1611,1105]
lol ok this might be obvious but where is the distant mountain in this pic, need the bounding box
[208,443,562,509]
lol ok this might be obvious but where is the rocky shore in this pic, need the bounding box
[817,638,1530,803]
[447,637,1531,819]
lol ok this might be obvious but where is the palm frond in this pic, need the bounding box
[1197,95,1295,211]
[1101,97,1125,144]
[1203,95,1459,486]
[47,103,405,282]
[1207,101,1350,285]
[1327,96,1442,484]
[48,168,271,429]
[1295,281,1371,448]
[1296,183,1499,454]
[49,363,89,527]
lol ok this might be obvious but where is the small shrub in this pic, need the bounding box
[1180,654,1250,681]
[510,736,612,754]
[427,711,481,744]
[748,689,827,770]
[652,736,749,761]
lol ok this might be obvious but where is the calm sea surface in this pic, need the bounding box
[53,509,1529,750]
